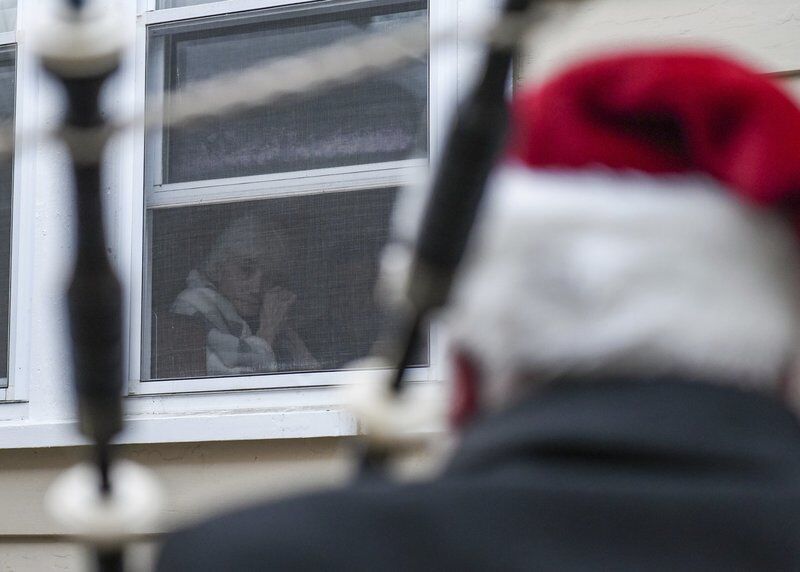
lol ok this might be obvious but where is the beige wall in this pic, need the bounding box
[519,0,800,84]
[0,438,353,570]
[4,1,800,570]
[0,437,441,570]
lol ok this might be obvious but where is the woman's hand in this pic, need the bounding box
[257,287,296,344]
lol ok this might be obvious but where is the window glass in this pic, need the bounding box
[143,0,429,383]
[0,0,14,34]
[146,188,430,380]
[0,46,15,385]
[148,0,428,184]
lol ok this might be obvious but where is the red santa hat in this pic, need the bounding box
[445,50,800,409]
[507,51,800,207]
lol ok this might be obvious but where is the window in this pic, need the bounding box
[138,0,431,390]
[0,0,457,447]
[0,0,30,407]
[0,45,14,387]
[0,0,17,392]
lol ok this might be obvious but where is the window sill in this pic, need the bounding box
[0,381,444,449]
[0,406,358,449]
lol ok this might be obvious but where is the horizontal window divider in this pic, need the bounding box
[147,159,427,208]
[141,0,415,25]
[142,0,297,24]
[0,31,14,47]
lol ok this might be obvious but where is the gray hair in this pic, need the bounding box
[203,214,290,286]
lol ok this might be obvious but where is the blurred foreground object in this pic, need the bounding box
[353,0,537,473]
[158,48,800,572]
[34,1,162,571]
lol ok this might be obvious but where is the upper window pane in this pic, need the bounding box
[0,46,15,385]
[0,0,14,35]
[147,0,428,184]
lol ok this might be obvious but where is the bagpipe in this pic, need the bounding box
[27,0,577,569]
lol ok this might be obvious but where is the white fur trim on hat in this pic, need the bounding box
[447,166,800,409]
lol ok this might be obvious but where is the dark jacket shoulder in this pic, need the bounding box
[157,381,800,571]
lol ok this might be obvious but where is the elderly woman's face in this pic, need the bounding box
[217,255,264,318]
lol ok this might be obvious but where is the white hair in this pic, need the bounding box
[445,166,800,410]
[203,214,288,286]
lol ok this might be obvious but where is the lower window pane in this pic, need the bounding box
[145,188,427,381]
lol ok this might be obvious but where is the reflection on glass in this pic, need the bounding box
[146,188,428,380]
[147,0,428,183]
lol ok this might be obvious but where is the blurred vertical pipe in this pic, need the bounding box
[359,0,534,476]
[61,66,125,572]
[61,74,123,486]
[47,1,125,569]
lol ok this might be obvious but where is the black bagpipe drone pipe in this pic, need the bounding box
[355,0,538,476]
[34,1,161,571]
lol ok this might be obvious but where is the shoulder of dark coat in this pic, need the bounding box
[156,481,455,571]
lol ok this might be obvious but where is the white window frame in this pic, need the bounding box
[0,0,472,449]
[0,2,35,406]
[124,0,454,401]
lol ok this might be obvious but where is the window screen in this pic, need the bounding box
[144,1,429,382]
[146,188,426,380]
[0,46,15,385]
[148,0,428,184]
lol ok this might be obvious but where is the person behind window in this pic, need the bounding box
[157,51,800,570]
[164,214,318,377]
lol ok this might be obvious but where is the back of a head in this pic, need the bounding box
[447,51,800,411]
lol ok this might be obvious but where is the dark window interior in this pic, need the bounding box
[0,46,16,384]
